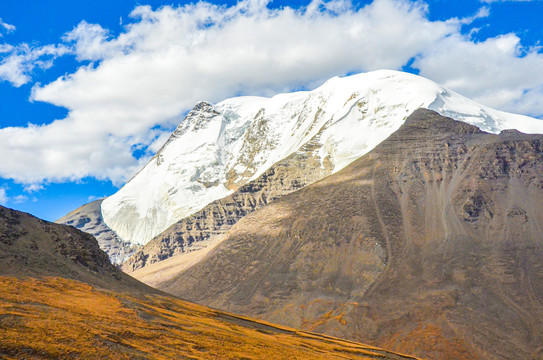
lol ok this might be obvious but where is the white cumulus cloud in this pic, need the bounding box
[23,184,45,193]
[12,194,28,204]
[0,18,15,34]
[0,0,455,184]
[0,43,69,87]
[63,21,111,61]
[0,0,542,186]
[415,33,543,117]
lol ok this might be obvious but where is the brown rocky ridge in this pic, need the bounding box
[0,205,420,360]
[0,205,149,293]
[56,199,139,265]
[157,109,543,360]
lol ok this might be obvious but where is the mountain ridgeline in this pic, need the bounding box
[0,205,149,293]
[56,200,138,265]
[122,132,335,272]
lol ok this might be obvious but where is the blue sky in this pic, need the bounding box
[0,0,542,221]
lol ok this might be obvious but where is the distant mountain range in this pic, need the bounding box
[56,70,543,360]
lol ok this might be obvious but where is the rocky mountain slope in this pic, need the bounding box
[159,109,543,360]
[0,205,420,360]
[56,199,138,265]
[61,70,543,264]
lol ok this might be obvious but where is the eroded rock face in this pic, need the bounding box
[160,109,543,360]
[0,206,422,360]
[56,200,140,265]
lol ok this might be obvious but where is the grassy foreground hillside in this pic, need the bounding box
[0,276,420,360]
[0,204,420,359]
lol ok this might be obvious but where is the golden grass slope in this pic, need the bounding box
[0,276,421,360]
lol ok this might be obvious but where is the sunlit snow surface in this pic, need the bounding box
[101,70,543,246]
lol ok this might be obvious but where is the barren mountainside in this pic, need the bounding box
[160,109,543,360]
[0,205,150,293]
[61,70,543,266]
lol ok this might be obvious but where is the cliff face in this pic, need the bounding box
[161,109,543,360]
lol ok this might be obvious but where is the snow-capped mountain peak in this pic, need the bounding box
[100,70,543,246]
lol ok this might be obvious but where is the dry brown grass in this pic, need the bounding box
[0,276,420,360]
